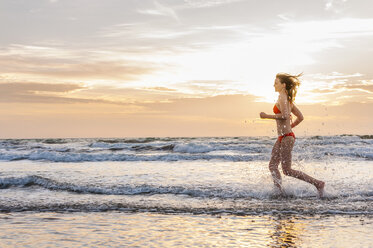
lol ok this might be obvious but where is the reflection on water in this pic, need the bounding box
[268,216,304,247]
[0,212,372,247]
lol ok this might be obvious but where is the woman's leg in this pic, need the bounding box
[269,139,283,192]
[280,136,325,197]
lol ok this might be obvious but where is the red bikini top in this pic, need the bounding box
[273,104,281,114]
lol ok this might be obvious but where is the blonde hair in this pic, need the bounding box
[276,72,302,103]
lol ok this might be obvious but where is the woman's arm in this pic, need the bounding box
[260,93,290,120]
[290,104,304,128]
[259,112,287,120]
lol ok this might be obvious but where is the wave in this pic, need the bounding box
[1,175,372,215]
[0,175,264,199]
[1,203,372,215]
[1,152,260,162]
[131,144,175,151]
[1,176,372,200]
[42,139,69,144]
[1,135,373,162]
[1,150,373,162]
[89,142,262,154]
[358,135,373,139]
[96,137,176,144]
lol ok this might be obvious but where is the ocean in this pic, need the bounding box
[0,135,372,247]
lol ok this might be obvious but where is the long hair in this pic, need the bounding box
[276,73,302,103]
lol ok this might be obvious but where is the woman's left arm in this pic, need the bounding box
[290,104,304,128]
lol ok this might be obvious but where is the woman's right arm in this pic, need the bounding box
[291,104,304,128]
[260,93,291,120]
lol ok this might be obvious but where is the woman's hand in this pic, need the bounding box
[260,112,268,119]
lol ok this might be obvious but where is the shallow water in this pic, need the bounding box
[0,159,372,215]
[0,136,372,246]
[0,212,372,247]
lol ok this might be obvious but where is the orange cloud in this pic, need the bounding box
[0,58,159,81]
[0,82,136,105]
[0,44,162,82]
[345,84,373,93]
[146,87,177,92]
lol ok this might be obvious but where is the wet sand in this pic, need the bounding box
[0,212,372,247]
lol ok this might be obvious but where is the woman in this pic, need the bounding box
[260,73,325,197]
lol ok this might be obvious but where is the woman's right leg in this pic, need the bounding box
[269,139,282,192]
[280,137,325,197]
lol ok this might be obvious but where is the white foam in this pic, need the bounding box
[173,143,215,153]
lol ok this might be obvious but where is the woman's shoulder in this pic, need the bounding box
[279,91,289,101]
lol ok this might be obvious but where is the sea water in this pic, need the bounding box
[0,136,372,247]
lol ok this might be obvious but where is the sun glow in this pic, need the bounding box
[122,20,347,103]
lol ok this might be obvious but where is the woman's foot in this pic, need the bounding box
[315,181,325,198]
[273,184,285,196]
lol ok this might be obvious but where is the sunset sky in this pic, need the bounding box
[1,0,373,138]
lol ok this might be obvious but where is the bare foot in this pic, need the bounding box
[316,181,325,198]
[274,185,285,196]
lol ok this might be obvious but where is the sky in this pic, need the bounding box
[1,0,373,138]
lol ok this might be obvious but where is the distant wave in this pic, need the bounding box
[1,152,260,162]
[1,135,372,162]
[96,137,177,144]
[1,149,372,162]
[42,139,69,144]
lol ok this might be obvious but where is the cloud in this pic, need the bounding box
[345,84,373,93]
[0,82,84,103]
[0,81,199,107]
[173,80,244,96]
[75,85,187,103]
[324,0,348,12]
[36,60,157,81]
[138,0,180,22]
[0,82,83,93]
[0,45,161,81]
[181,0,245,8]
[146,87,177,92]
[278,18,373,41]
[0,57,158,81]
[310,72,363,80]
[310,88,336,94]
[306,76,373,104]
[0,82,136,105]
[99,22,203,46]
